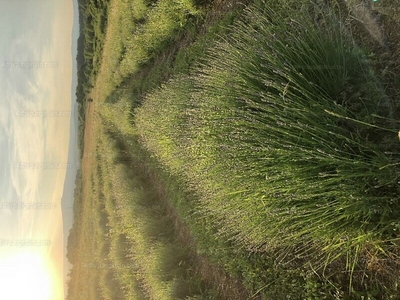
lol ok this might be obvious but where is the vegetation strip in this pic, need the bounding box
[134,1,400,297]
[67,0,400,298]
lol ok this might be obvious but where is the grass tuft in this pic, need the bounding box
[135,0,400,277]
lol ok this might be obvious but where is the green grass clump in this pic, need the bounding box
[118,0,199,75]
[93,129,222,299]
[96,0,200,99]
[135,0,400,276]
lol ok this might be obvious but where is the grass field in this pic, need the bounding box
[137,0,399,257]
[67,0,400,298]
[92,0,200,103]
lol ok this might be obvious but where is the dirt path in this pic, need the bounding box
[81,99,98,202]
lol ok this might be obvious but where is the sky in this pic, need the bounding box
[0,0,77,299]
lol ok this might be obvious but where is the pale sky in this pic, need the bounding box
[0,0,76,299]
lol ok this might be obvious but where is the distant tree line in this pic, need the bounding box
[75,0,109,104]
[75,0,109,157]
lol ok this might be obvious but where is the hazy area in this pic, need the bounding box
[61,0,80,294]
[0,0,77,299]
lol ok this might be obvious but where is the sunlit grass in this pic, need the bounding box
[94,128,215,299]
[70,0,400,297]
[134,0,400,276]
[94,0,199,102]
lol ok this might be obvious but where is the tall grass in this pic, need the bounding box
[97,94,136,137]
[66,148,123,300]
[94,0,199,102]
[135,1,400,275]
[119,0,199,76]
[96,128,218,299]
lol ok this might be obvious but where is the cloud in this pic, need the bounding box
[0,3,75,299]
[0,0,68,240]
